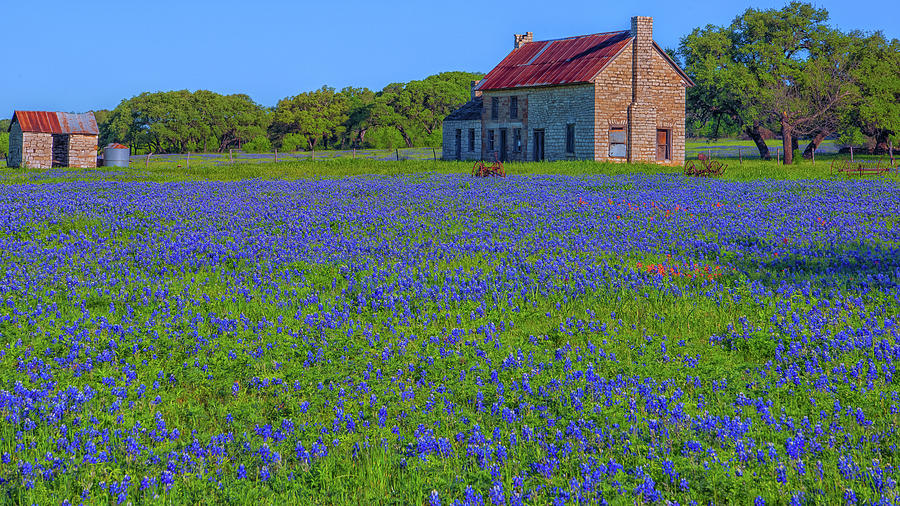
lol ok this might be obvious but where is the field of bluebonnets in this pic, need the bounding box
[0,159,898,505]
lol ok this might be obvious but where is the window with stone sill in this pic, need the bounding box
[609,127,626,158]
[510,97,518,119]
[491,98,499,120]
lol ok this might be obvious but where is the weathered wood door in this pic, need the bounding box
[656,129,670,161]
[533,130,545,161]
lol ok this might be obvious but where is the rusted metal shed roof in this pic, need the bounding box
[10,111,99,135]
[477,31,633,91]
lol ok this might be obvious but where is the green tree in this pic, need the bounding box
[270,86,348,150]
[0,132,8,158]
[839,32,900,152]
[340,87,376,148]
[680,23,770,156]
[681,3,859,163]
[370,72,482,147]
[102,91,269,153]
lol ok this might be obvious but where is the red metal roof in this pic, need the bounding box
[11,111,99,135]
[476,31,633,91]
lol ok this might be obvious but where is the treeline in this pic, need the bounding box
[98,72,482,154]
[678,2,899,163]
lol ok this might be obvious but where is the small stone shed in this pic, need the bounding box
[443,16,694,165]
[443,86,483,161]
[7,111,99,169]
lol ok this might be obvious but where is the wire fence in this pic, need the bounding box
[685,141,843,161]
[126,147,442,167]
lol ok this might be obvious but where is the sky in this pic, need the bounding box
[2,0,897,117]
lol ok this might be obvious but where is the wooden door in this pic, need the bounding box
[533,130,545,161]
[656,129,670,161]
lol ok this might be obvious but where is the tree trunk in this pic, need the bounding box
[781,117,793,166]
[358,128,368,147]
[874,129,891,154]
[746,124,771,160]
[397,128,413,148]
[803,132,826,159]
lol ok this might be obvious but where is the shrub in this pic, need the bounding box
[280,133,306,152]
[243,136,272,153]
[366,127,405,149]
[0,132,8,158]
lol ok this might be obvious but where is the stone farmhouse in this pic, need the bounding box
[443,16,693,165]
[7,111,99,169]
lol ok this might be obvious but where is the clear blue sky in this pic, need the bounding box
[2,0,897,117]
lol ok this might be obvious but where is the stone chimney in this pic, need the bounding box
[630,16,653,102]
[471,80,482,101]
[514,32,533,49]
[627,16,657,163]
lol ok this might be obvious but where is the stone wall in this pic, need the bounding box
[22,132,53,169]
[68,134,98,168]
[507,84,593,161]
[481,92,531,161]
[442,120,482,161]
[8,122,23,167]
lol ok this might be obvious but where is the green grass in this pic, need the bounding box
[2,154,898,185]
[0,160,897,504]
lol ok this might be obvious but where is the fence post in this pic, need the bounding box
[274,149,278,163]
[812,147,815,165]
[229,148,233,163]
[850,146,854,162]
[776,147,780,164]
[396,148,400,161]
[187,151,190,170]
[890,140,895,168]
[433,148,437,161]
[312,149,315,161]
[145,151,152,170]
[738,147,742,165]
[353,148,356,159]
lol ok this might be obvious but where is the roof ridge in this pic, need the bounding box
[527,29,631,45]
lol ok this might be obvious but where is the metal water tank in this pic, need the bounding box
[103,143,130,167]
